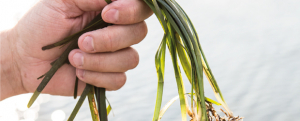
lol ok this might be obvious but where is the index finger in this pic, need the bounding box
[78,21,147,53]
[101,0,153,24]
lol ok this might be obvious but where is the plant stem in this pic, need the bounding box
[95,87,108,121]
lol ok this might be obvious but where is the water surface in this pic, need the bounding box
[1,0,300,121]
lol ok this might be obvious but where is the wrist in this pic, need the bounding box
[0,29,25,100]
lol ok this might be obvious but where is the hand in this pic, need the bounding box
[0,0,152,100]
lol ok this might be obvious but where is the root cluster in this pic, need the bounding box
[206,102,243,121]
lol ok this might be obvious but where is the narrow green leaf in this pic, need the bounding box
[97,88,107,121]
[107,104,112,116]
[166,24,187,121]
[27,90,40,108]
[205,97,221,106]
[162,1,208,120]
[50,59,57,66]
[152,34,167,121]
[105,0,112,4]
[88,87,99,121]
[29,11,111,109]
[152,0,168,34]
[68,84,92,121]
[106,97,113,116]
[74,77,78,99]
[28,40,78,108]
[42,17,108,50]
[175,34,191,82]
[37,74,45,80]
[173,1,234,116]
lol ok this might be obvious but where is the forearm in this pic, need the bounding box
[0,29,24,100]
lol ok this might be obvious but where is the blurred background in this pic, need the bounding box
[1,0,300,121]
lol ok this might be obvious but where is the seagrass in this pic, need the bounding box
[27,0,242,120]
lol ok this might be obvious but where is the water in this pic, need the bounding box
[1,0,300,121]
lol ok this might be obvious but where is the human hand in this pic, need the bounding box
[0,0,152,100]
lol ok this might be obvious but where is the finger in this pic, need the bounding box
[76,69,126,90]
[102,0,153,24]
[68,47,139,72]
[72,0,108,11]
[78,22,147,53]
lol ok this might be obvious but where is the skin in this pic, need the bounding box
[0,0,153,100]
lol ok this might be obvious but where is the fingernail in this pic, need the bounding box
[83,36,95,51]
[105,9,119,23]
[73,53,84,67]
[77,69,85,78]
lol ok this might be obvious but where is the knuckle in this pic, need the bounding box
[103,29,117,52]
[90,31,105,52]
[95,56,106,71]
[129,5,138,23]
[87,54,106,71]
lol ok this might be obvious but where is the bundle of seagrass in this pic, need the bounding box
[27,0,242,120]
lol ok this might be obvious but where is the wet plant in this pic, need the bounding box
[27,0,242,120]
